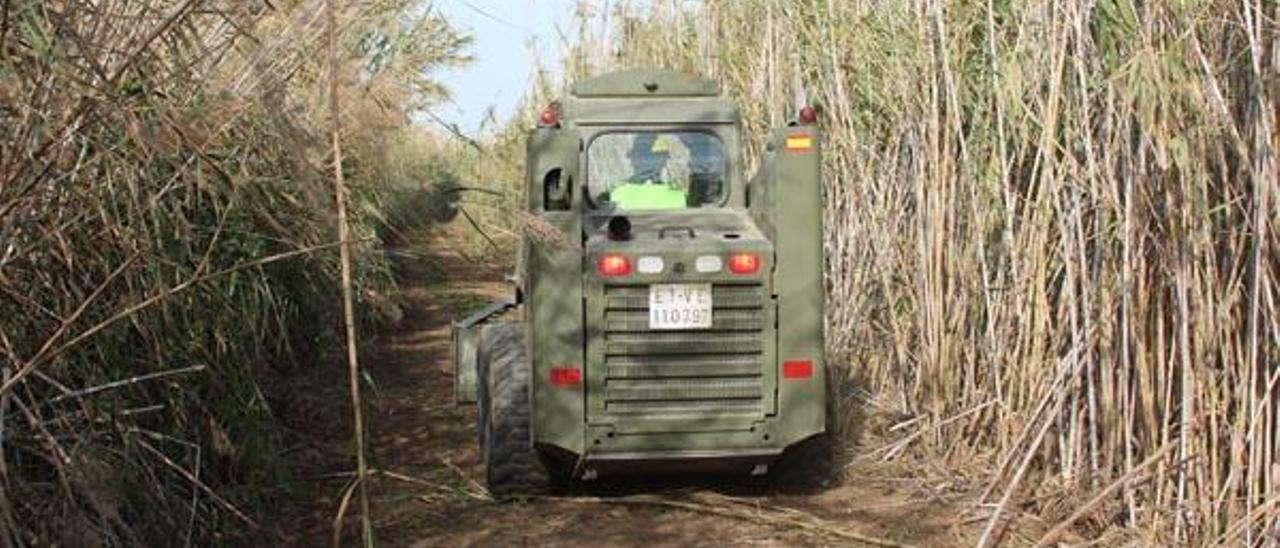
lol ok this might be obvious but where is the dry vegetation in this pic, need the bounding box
[425,129,526,264]
[3,0,1275,545]
[556,0,1278,544]
[0,0,466,544]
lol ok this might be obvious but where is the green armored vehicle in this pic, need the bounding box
[452,69,837,496]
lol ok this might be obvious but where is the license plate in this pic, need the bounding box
[649,284,713,330]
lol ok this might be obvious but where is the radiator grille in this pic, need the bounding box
[601,284,767,417]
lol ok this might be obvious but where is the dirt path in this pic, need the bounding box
[279,224,975,547]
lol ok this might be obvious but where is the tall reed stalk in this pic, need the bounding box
[325,0,372,544]
[0,1,466,544]
[557,0,1277,543]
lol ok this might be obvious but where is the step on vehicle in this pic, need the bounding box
[451,69,838,497]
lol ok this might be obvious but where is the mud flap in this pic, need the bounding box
[452,297,516,404]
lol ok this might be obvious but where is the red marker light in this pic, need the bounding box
[726,252,761,275]
[782,360,813,379]
[798,105,818,125]
[549,367,581,387]
[596,254,632,277]
[539,103,560,127]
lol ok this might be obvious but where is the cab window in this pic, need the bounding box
[586,131,727,210]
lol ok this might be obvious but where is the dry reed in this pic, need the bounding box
[0,0,466,544]
[553,0,1277,544]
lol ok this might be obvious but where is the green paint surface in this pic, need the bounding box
[456,69,830,465]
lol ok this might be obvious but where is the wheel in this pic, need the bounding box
[477,323,546,499]
[774,364,843,490]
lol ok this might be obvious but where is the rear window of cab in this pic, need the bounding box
[586,131,727,210]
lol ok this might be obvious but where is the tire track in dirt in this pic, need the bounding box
[280,223,973,547]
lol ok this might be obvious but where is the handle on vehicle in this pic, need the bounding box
[658,226,695,239]
[543,168,571,211]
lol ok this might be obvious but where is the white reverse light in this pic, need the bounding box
[695,255,723,273]
[637,256,665,274]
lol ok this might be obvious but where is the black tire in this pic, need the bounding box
[477,323,546,499]
[774,366,843,490]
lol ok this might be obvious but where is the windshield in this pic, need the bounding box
[587,131,727,210]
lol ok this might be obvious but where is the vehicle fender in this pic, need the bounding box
[452,298,516,404]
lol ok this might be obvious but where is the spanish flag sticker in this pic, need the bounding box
[785,134,814,153]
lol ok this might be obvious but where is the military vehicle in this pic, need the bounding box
[452,68,837,496]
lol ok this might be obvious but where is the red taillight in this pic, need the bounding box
[539,103,560,127]
[549,367,581,387]
[782,360,813,379]
[596,254,632,277]
[726,252,761,275]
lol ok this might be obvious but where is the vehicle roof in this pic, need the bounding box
[571,69,720,98]
[563,69,739,125]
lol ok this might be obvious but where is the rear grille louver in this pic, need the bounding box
[600,284,767,418]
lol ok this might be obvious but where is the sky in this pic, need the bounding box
[432,0,577,136]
